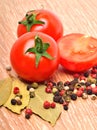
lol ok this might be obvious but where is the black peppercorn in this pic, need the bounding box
[71,94,77,100]
[25,114,30,119]
[54,91,60,96]
[84,71,90,77]
[63,105,68,111]
[59,98,64,104]
[11,99,17,105]
[53,96,61,103]
[86,89,92,95]
[27,85,32,91]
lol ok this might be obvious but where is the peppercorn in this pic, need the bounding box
[25,108,33,115]
[64,86,69,91]
[92,87,97,95]
[56,81,64,91]
[53,95,61,103]
[64,95,71,103]
[91,94,97,100]
[86,89,92,95]
[31,82,39,89]
[77,90,83,97]
[71,94,77,100]
[82,93,88,99]
[30,92,35,98]
[17,100,22,105]
[63,105,68,111]
[43,101,51,109]
[11,99,17,105]
[29,88,35,92]
[70,78,78,86]
[27,85,32,91]
[6,65,11,71]
[54,91,60,96]
[25,114,30,119]
[59,98,64,104]
[59,90,65,96]
[52,87,58,94]
[13,87,20,94]
[73,73,80,78]
[64,81,71,86]
[83,71,90,77]
[50,102,56,108]
[85,82,91,87]
[45,87,52,93]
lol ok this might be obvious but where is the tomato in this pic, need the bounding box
[17,9,63,41]
[58,33,97,72]
[10,32,59,82]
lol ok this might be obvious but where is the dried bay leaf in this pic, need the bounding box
[4,78,29,114]
[28,85,62,126]
[0,77,12,106]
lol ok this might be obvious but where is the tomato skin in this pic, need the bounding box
[58,33,97,72]
[10,32,59,82]
[17,9,63,41]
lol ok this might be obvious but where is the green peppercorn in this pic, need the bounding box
[31,82,39,89]
[30,92,35,98]
[52,87,58,94]
[64,95,71,103]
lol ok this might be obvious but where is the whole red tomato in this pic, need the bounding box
[58,33,97,72]
[17,9,63,41]
[10,32,59,82]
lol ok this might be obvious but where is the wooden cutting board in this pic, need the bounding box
[0,0,97,130]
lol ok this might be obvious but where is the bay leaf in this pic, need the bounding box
[28,85,62,126]
[0,77,12,106]
[4,78,29,114]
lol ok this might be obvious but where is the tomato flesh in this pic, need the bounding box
[17,9,63,41]
[58,33,97,72]
[10,32,59,82]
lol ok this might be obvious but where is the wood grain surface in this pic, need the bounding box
[0,0,97,130]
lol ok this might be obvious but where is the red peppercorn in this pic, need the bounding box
[77,90,83,97]
[73,73,80,78]
[79,86,84,91]
[86,86,92,91]
[90,73,97,78]
[43,101,51,109]
[45,87,52,93]
[50,102,56,108]
[92,87,97,95]
[13,87,20,94]
[25,108,33,115]
[79,75,86,81]
[63,101,69,106]
[47,82,54,89]
[59,90,65,96]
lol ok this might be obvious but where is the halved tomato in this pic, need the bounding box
[58,33,97,72]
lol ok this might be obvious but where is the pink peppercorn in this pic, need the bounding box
[50,102,56,108]
[25,108,33,115]
[77,90,83,97]
[92,87,97,95]
[13,87,20,94]
[45,87,52,93]
[59,90,65,96]
[43,101,51,109]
